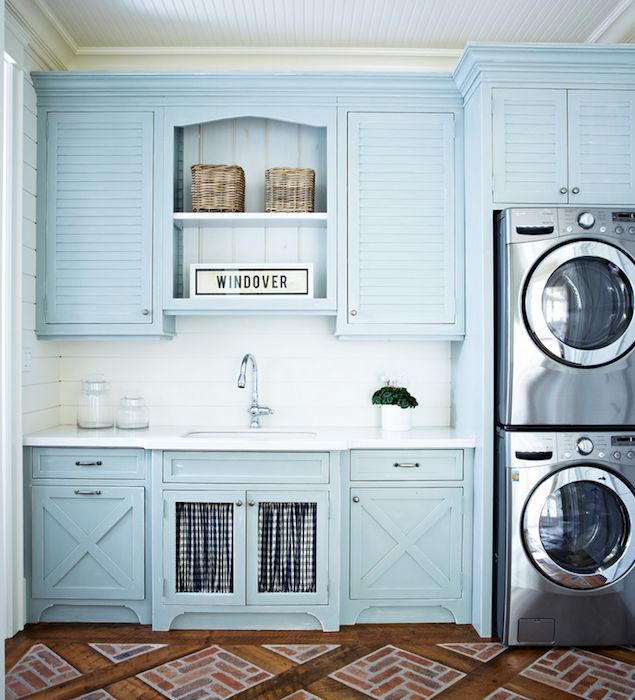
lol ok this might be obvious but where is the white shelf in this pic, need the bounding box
[163,297,336,315]
[173,212,327,228]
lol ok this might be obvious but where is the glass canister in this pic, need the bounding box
[77,375,114,429]
[116,396,150,429]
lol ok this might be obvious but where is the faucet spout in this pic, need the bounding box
[237,353,272,428]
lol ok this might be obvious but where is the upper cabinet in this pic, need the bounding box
[163,106,336,315]
[36,109,174,338]
[492,88,635,205]
[33,73,463,339]
[336,110,464,338]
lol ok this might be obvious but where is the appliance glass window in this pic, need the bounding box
[542,256,633,350]
[539,480,629,574]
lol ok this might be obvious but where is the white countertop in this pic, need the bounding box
[23,425,476,451]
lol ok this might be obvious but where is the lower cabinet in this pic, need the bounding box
[163,489,329,606]
[27,447,149,624]
[155,450,338,630]
[344,449,472,625]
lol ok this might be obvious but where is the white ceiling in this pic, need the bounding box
[31,0,635,54]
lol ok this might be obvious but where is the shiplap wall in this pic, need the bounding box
[22,60,61,433]
[57,317,451,427]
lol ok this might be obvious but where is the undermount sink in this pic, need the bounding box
[183,429,317,439]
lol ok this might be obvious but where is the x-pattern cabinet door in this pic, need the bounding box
[350,487,463,600]
[31,485,144,600]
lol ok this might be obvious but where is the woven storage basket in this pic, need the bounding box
[191,164,245,212]
[265,167,315,213]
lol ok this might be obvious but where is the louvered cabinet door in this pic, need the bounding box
[492,89,568,204]
[43,112,154,325]
[346,112,457,330]
[568,90,635,205]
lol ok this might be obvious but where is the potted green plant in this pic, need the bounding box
[372,377,418,431]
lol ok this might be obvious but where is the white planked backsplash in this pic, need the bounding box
[22,65,62,434]
[58,316,450,428]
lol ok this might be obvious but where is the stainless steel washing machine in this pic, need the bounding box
[496,207,635,427]
[495,428,635,646]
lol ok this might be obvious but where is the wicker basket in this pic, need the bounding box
[265,167,315,213]
[191,164,245,212]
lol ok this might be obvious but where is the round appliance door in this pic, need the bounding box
[524,240,635,367]
[523,466,635,589]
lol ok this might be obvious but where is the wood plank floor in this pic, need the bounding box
[5,623,635,699]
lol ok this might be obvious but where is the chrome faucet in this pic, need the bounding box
[237,353,273,428]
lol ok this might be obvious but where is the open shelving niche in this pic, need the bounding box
[165,113,334,314]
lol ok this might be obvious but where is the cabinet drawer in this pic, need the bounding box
[350,450,463,481]
[32,448,145,479]
[163,451,329,484]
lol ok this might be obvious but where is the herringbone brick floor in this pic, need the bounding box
[5,623,635,699]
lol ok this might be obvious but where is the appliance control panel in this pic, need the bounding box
[557,433,635,463]
[501,208,635,244]
[505,431,635,467]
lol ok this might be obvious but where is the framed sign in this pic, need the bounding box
[190,263,314,298]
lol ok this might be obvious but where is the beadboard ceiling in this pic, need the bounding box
[7,0,635,71]
[30,0,635,53]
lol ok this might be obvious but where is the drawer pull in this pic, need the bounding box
[393,462,420,468]
[74,489,102,496]
[75,461,102,467]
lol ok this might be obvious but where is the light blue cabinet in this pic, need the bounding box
[31,485,145,600]
[163,106,337,315]
[154,450,338,630]
[27,447,150,624]
[337,110,463,338]
[343,448,472,625]
[492,88,635,205]
[350,487,463,600]
[162,488,329,607]
[36,109,174,337]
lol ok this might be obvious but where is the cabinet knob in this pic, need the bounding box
[571,187,580,194]
[235,500,243,507]
[142,308,151,316]
[248,500,256,507]
[350,309,358,317]
[352,496,360,503]
[560,187,568,194]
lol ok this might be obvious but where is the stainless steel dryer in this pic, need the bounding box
[495,428,635,646]
[497,207,635,427]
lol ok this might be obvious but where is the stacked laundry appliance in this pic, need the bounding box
[495,207,635,645]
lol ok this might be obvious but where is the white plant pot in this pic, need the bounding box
[380,405,412,431]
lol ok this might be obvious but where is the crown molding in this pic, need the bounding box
[72,45,463,58]
[587,0,635,42]
[32,0,78,52]
[454,42,635,100]
[5,0,70,70]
